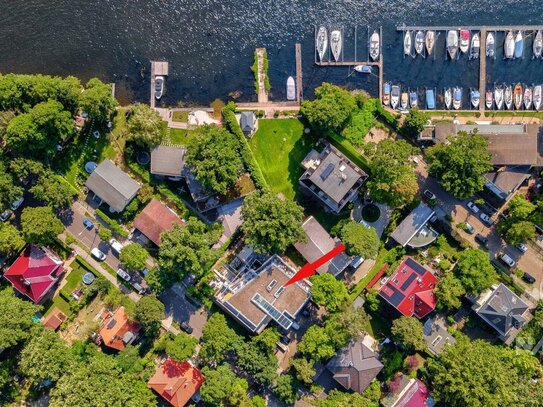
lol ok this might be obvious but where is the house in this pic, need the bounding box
[99,306,141,351]
[378,257,438,319]
[299,144,368,213]
[148,358,205,407]
[422,316,456,355]
[326,334,383,394]
[294,216,353,277]
[472,283,532,344]
[389,203,438,248]
[239,111,256,136]
[211,251,311,334]
[42,308,67,331]
[133,199,184,246]
[482,168,531,210]
[3,245,64,304]
[381,376,432,407]
[85,159,140,212]
[150,145,186,178]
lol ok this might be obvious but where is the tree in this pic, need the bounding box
[241,192,305,254]
[301,83,356,132]
[401,108,429,139]
[426,132,493,199]
[339,221,380,258]
[4,113,42,155]
[165,332,198,361]
[98,225,112,241]
[126,103,164,148]
[79,78,117,121]
[29,170,75,209]
[134,295,164,336]
[0,110,15,138]
[311,387,380,407]
[310,273,348,312]
[455,248,496,295]
[391,316,427,352]
[116,345,145,374]
[274,372,299,405]
[21,206,64,245]
[435,272,465,311]
[0,222,24,256]
[508,195,536,220]
[505,220,535,245]
[186,125,242,195]
[0,288,40,350]
[236,341,278,386]
[291,357,316,385]
[120,243,148,271]
[298,325,336,362]
[200,313,242,364]
[324,305,369,347]
[0,161,23,211]
[200,364,238,406]
[9,157,45,185]
[30,99,74,144]
[364,288,382,313]
[252,327,281,354]
[365,139,419,207]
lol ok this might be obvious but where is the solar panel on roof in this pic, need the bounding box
[252,293,292,330]
[320,163,335,180]
[400,273,417,291]
[405,258,427,276]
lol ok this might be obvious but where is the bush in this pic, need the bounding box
[95,209,128,238]
[98,225,112,241]
[65,234,75,245]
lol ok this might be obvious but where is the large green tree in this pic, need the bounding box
[508,195,536,219]
[324,305,369,346]
[454,248,496,295]
[120,243,148,271]
[297,325,336,362]
[505,220,535,245]
[127,103,164,148]
[310,386,380,407]
[79,78,117,121]
[339,221,380,258]
[435,272,465,311]
[241,192,305,254]
[235,341,278,386]
[9,158,45,185]
[199,313,242,364]
[390,316,427,352]
[134,295,164,336]
[290,357,316,385]
[498,195,537,245]
[426,132,492,199]
[274,372,299,404]
[29,170,75,209]
[0,288,40,350]
[200,364,248,406]
[164,332,198,361]
[401,108,429,139]
[0,223,25,256]
[21,206,64,246]
[0,161,23,211]
[301,83,356,132]
[310,273,348,312]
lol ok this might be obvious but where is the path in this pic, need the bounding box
[256,48,268,103]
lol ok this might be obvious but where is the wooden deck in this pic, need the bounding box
[295,43,303,102]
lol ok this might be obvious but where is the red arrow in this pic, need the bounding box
[285,244,346,286]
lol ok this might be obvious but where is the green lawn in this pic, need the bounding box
[43,295,71,317]
[172,111,189,122]
[249,119,313,200]
[169,128,197,146]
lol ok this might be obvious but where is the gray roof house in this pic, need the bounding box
[472,283,532,344]
[299,144,368,214]
[326,334,383,394]
[423,316,456,355]
[240,111,256,136]
[390,203,438,248]
[85,159,140,212]
[150,145,186,177]
[294,216,352,277]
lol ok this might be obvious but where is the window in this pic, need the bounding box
[274,287,285,299]
[266,280,277,292]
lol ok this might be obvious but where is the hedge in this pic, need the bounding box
[95,209,128,238]
[375,104,399,131]
[327,132,372,175]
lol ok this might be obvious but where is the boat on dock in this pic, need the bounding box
[485,91,493,109]
[316,26,328,61]
[470,32,480,59]
[383,82,391,106]
[453,87,462,110]
[504,31,515,59]
[400,92,409,110]
[409,90,418,108]
[459,30,470,54]
[514,31,524,59]
[524,86,533,110]
[330,30,342,61]
[486,32,495,58]
[154,76,164,99]
[391,85,400,109]
[286,76,295,101]
[514,83,523,110]
[533,85,542,110]
[354,65,372,74]
[447,30,459,59]
[415,31,425,55]
[369,31,380,61]
[504,85,513,109]
[404,31,412,55]
[425,31,435,55]
[470,89,480,109]
[426,88,436,109]
[444,88,452,110]
[494,85,504,110]
[534,31,543,58]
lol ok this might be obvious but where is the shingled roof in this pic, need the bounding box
[133,199,184,245]
[151,146,186,177]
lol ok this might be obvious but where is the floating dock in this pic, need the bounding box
[295,43,303,102]
[150,61,169,109]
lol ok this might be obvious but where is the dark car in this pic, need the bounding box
[83,217,95,229]
[423,189,436,201]
[180,321,193,334]
[280,335,291,345]
[475,234,488,247]
[522,272,536,284]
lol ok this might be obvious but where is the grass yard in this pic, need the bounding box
[169,128,197,146]
[43,295,71,317]
[172,111,189,122]
[249,119,313,200]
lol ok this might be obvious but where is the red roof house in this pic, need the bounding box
[42,308,67,331]
[148,358,205,407]
[133,199,184,246]
[378,257,437,318]
[99,307,141,351]
[3,245,64,303]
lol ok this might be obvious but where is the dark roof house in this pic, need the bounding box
[326,334,383,394]
[422,316,456,355]
[240,111,256,135]
[389,203,438,248]
[151,146,186,177]
[133,199,184,246]
[85,159,140,212]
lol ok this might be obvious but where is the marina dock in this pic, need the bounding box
[150,61,169,109]
[255,48,269,104]
[479,29,487,113]
[295,43,303,102]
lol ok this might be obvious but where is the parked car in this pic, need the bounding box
[464,222,475,234]
[480,213,493,225]
[516,243,528,253]
[499,253,516,268]
[116,268,131,282]
[180,321,193,334]
[132,282,146,295]
[109,238,123,253]
[0,210,12,222]
[467,201,480,213]
[91,248,106,261]
[10,197,24,211]
[423,189,436,201]
[83,217,95,229]
[522,272,536,284]
[475,234,488,247]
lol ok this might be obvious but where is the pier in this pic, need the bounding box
[479,29,487,113]
[295,43,303,102]
[255,48,269,104]
[150,61,169,109]
[396,25,543,32]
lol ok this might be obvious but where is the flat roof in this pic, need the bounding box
[390,204,435,247]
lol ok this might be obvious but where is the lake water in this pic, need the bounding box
[0,0,542,106]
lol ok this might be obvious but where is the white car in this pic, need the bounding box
[109,238,123,253]
[11,197,24,211]
[480,212,493,225]
[0,209,12,222]
[465,222,475,234]
[467,201,480,214]
[516,243,528,253]
[117,268,131,282]
[91,248,107,261]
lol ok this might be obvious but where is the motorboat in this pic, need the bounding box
[425,31,435,55]
[415,31,425,55]
[354,65,372,74]
[514,83,523,110]
[404,31,412,55]
[459,29,470,53]
[369,31,380,61]
[504,85,513,109]
[470,89,480,109]
[391,85,400,109]
[533,85,542,110]
[485,91,493,109]
[383,82,391,106]
[494,85,504,110]
[447,30,459,59]
[534,31,543,58]
[444,88,452,110]
[470,32,480,59]
[286,76,296,101]
[524,86,533,110]
[409,90,418,108]
[453,87,462,110]
[504,31,515,59]
[486,32,495,58]
[316,26,328,61]
[400,92,409,109]
[514,31,524,59]
[154,76,164,99]
[330,30,342,61]
[426,88,435,109]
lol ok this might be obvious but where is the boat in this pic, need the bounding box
[400,92,409,109]
[514,31,524,59]
[369,31,380,61]
[459,29,470,53]
[485,91,493,109]
[286,76,295,101]
[524,86,533,110]
[425,31,435,55]
[533,85,542,110]
[486,32,495,58]
[330,30,342,61]
[154,76,164,99]
[444,88,452,110]
[415,31,425,55]
[494,85,504,110]
[514,83,523,110]
[391,85,400,109]
[504,31,515,59]
[453,87,462,110]
[447,30,459,59]
[534,31,543,58]
[470,89,480,109]
[470,32,480,59]
[426,88,435,109]
[409,90,418,108]
[404,31,412,55]
[316,26,328,61]
[354,65,372,74]
[383,82,391,106]
[504,85,513,109]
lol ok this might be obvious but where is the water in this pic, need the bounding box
[0,0,542,106]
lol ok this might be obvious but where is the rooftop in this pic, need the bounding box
[151,145,186,177]
[422,316,456,355]
[99,307,140,351]
[133,199,184,246]
[42,308,67,331]
[390,203,436,248]
[240,111,255,132]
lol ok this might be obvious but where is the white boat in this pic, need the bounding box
[444,88,452,110]
[391,85,400,109]
[354,65,372,74]
[470,32,480,59]
[400,92,409,109]
[486,32,495,58]
[494,86,504,110]
[383,82,391,106]
[504,31,515,59]
[514,31,524,59]
[453,87,462,110]
[369,31,380,61]
[425,31,435,55]
[524,86,533,110]
[330,30,342,61]
[470,89,480,109]
[415,31,425,55]
[404,31,412,55]
[533,85,542,110]
[485,91,493,109]
[459,30,470,53]
[534,31,543,58]
[286,76,295,101]
[504,85,513,110]
[447,30,459,59]
[154,76,164,99]
[316,26,328,61]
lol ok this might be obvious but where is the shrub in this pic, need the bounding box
[95,209,128,238]
[98,225,112,241]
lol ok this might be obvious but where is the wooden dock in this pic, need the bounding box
[295,43,303,103]
[150,61,169,109]
[255,48,269,104]
[396,25,543,32]
[479,29,487,112]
